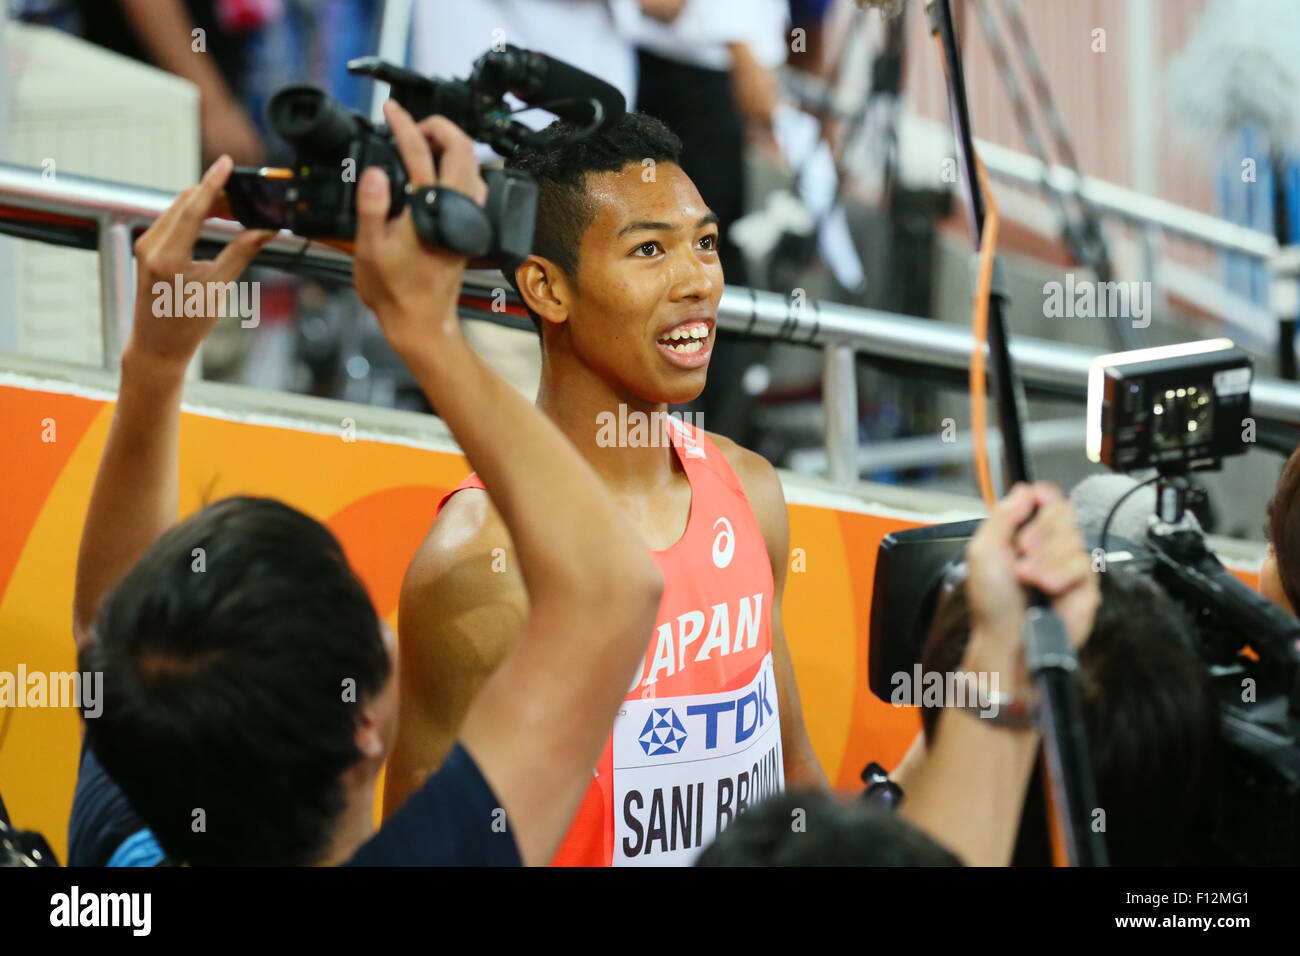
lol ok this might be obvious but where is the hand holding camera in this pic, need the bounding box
[963,483,1099,695]
[128,156,275,370]
[352,101,487,362]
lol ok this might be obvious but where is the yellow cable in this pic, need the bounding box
[970,153,998,508]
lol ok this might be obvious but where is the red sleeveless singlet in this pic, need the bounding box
[436,417,782,865]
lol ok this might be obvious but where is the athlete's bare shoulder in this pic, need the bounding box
[706,431,784,510]
[387,488,526,817]
[422,487,508,563]
[401,487,525,634]
[704,430,789,555]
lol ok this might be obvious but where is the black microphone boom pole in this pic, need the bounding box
[930,0,1028,481]
[924,0,1107,867]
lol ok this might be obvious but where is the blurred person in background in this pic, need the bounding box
[785,0,834,77]
[629,0,789,286]
[14,0,394,164]
[628,0,790,446]
[5,0,78,31]
[74,0,274,166]
[13,1,386,168]
[243,0,383,155]
[10,0,267,165]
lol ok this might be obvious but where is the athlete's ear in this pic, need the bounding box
[515,255,571,327]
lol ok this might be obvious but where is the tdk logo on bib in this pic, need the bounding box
[685,677,775,751]
[639,707,688,756]
[614,656,785,866]
[636,680,774,758]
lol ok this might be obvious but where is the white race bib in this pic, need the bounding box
[612,654,784,866]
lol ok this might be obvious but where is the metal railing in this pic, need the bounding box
[786,67,1281,264]
[973,136,1279,261]
[2,161,1300,486]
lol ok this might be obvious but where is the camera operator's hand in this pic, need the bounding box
[964,483,1099,689]
[899,482,1097,866]
[129,156,276,370]
[353,100,489,361]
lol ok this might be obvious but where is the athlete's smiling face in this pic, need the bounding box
[561,161,723,404]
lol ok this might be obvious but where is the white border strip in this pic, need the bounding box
[0,361,1268,569]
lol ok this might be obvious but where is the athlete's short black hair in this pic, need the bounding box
[504,112,682,326]
[82,497,390,866]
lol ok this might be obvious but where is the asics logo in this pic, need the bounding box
[712,517,735,569]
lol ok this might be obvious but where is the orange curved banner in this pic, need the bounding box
[0,379,937,860]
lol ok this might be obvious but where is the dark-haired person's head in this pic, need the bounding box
[504,111,721,405]
[919,567,1217,866]
[81,497,396,866]
[695,790,961,866]
[1262,444,1300,616]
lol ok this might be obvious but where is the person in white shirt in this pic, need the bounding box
[626,0,790,444]
[411,0,637,133]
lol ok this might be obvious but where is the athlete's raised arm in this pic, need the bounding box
[353,101,663,866]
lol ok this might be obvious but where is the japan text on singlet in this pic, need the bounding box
[436,417,784,866]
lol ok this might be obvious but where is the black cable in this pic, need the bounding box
[1099,473,1161,554]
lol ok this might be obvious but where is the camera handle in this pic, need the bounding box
[406,185,493,257]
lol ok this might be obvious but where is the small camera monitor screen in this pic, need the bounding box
[1086,339,1252,473]
[225,168,296,231]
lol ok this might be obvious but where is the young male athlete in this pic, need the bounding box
[384,113,830,865]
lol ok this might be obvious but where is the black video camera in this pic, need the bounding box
[869,340,1300,863]
[225,45,627,269]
